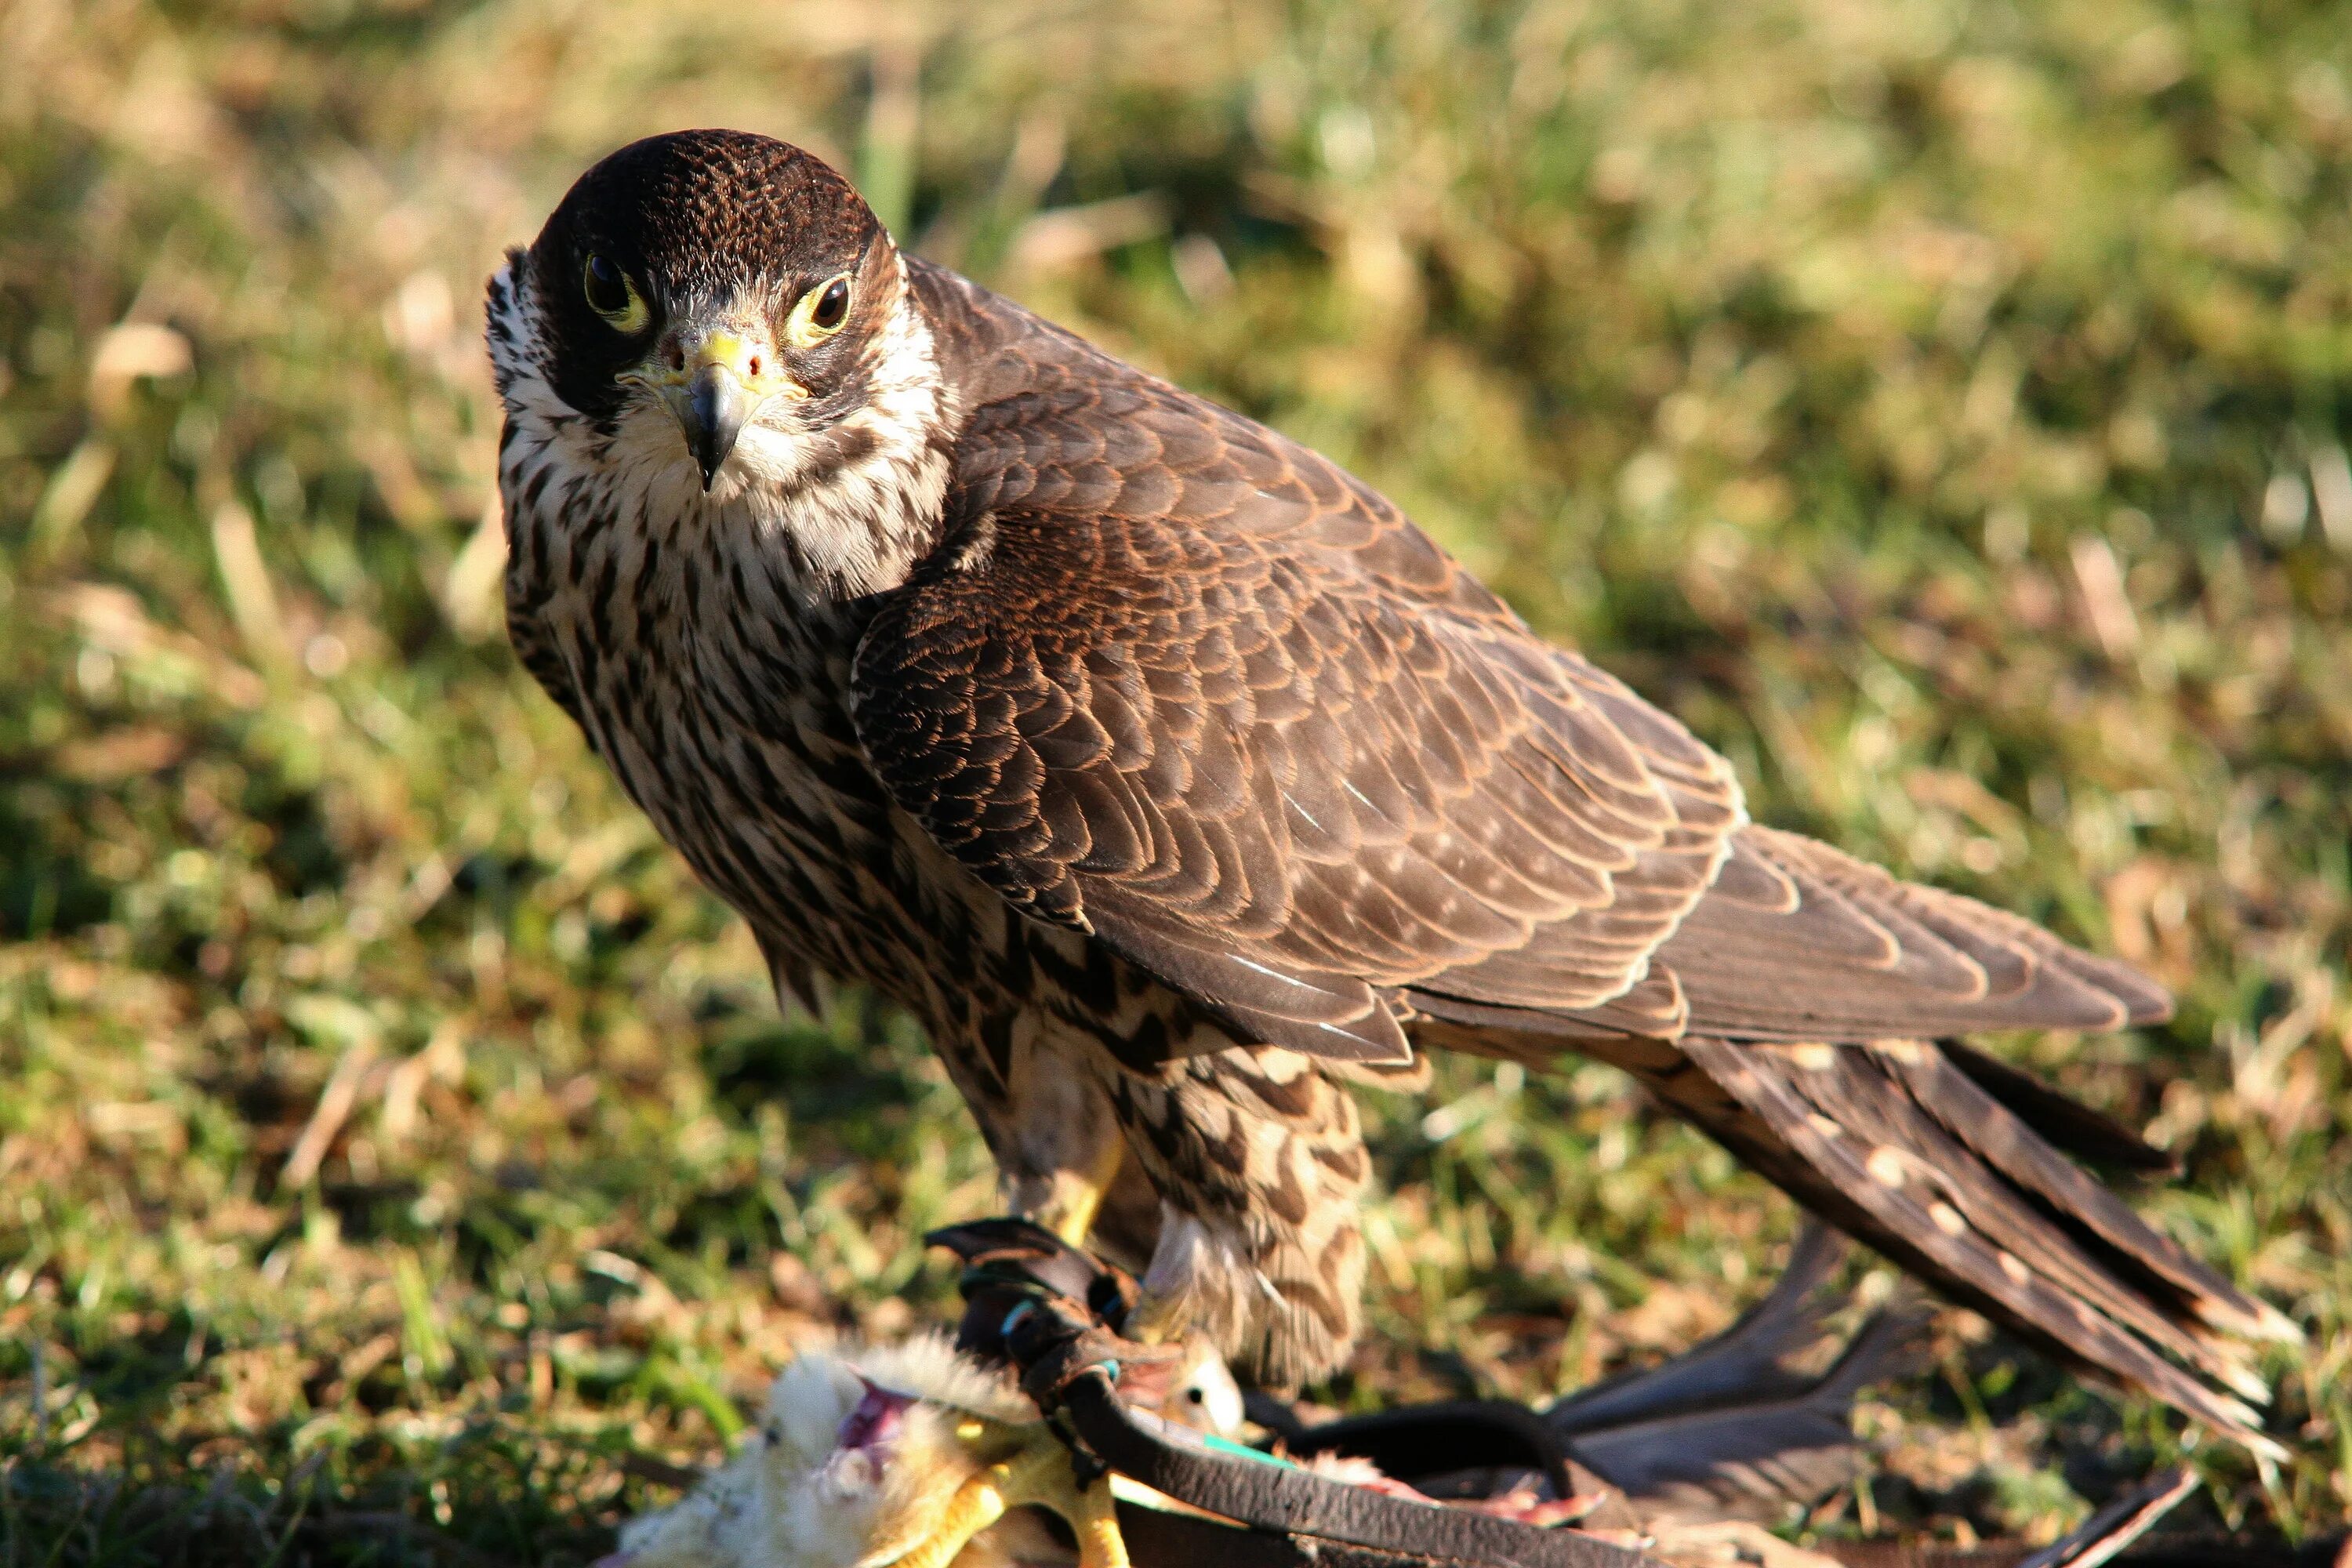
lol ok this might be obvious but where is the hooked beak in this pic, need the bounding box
[638,323,804,492]
[683,359,752,491]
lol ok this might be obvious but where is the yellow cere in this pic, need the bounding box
[619,327,809,401]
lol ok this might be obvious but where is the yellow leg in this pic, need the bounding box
[1040,1138,1126,1247]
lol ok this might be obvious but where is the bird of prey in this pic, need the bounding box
[488,130,2292,1454]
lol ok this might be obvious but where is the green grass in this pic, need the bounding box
[2,0,2347,1561]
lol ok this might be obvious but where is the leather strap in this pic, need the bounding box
[1275,1399,1584,1504]
[1060,1370,1657,1568]
[1113,1500,1592,1568]
[1115,1501,1545,1568]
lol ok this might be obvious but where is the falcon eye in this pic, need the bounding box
[812,276,851,328]
[580,252,648,332]
[787,274,854,346]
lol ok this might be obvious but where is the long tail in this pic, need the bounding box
[1610,1030,2295,1454]
[1409,824,2296,1451]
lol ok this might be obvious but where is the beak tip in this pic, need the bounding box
[680,362,750,496]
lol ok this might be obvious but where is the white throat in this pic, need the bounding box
[488,255,954,603]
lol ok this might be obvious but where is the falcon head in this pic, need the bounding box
[491,130,952,592]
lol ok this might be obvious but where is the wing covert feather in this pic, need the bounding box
[853,295,1740,1062]
[874,264,2174,1062]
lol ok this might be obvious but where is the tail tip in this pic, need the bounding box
[2196,1296,2304,1348]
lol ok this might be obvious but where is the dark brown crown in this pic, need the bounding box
[539,131,882,303]
[524,131,891,428]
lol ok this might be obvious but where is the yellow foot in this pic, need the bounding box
[878,1428,1128,1568]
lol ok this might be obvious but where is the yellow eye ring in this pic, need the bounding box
[581,253,650,334]
[785,274,853,347]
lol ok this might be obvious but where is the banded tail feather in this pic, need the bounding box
[1613,1032,2292,1456]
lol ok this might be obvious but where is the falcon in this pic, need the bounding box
[487,130,2292,1452]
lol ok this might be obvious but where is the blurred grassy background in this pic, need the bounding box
[2,0,2348,1561]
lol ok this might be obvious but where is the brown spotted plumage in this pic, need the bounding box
[488,129,2292,1442]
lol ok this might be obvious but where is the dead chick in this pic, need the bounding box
[601,1333,1240,1568]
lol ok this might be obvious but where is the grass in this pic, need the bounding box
[1,0,2347,1561]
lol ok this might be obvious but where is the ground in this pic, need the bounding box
[1,0,2347,1562]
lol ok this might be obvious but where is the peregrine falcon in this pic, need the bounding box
[487,130,2290,1446]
